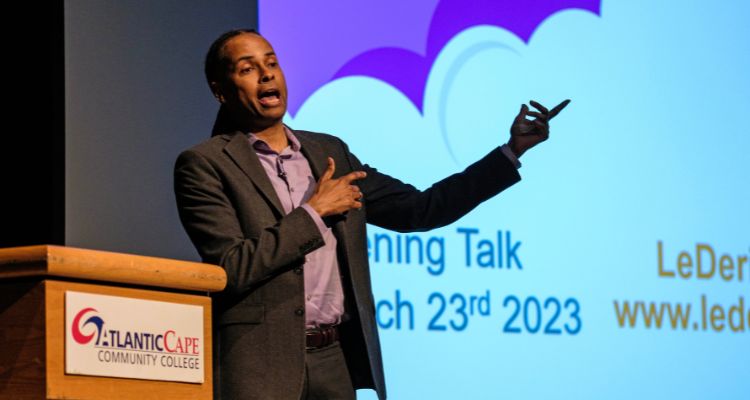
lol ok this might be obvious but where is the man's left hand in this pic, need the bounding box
[508,99,570,158]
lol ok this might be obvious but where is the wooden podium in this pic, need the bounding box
[0,245,226,399]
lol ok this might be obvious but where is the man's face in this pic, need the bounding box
[214,33,288,130]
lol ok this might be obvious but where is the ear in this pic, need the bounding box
[209,81,226,104]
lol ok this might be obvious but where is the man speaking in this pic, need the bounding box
[174,29,568,400]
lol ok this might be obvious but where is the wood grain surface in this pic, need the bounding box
[0,245,226,293]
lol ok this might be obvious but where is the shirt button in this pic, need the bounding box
[295,308,304,316]
[306,295,312,301]
[294,267,303,275]
[290,188,295,192]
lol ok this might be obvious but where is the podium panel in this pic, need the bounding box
[0,246,225,400]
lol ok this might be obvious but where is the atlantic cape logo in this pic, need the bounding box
[69,306,201,369]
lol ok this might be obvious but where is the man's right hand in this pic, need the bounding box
[307,157,366,217]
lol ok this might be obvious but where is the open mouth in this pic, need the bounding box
[258,88,281,107]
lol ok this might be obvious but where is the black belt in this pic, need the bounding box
[306,325,340,350]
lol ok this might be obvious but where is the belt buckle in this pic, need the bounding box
[306,324,338,350]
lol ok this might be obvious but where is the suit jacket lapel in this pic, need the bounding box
[295,130,328,181]
[223,131,285,216]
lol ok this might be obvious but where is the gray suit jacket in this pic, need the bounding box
[174,128,521,400]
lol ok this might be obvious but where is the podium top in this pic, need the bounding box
[0,245,226,292]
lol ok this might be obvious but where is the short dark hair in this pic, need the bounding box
[204,29,259,85]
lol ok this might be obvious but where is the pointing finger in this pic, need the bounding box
[549,99,571,119]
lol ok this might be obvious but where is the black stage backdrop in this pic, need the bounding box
[1,1,257,258]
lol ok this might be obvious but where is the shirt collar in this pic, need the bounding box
[247,125,301,154]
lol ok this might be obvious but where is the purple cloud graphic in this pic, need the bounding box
[260,0,601,116]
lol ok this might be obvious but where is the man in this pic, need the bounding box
[174,29,568,400]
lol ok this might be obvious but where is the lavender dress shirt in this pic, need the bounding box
[248,128,345,328]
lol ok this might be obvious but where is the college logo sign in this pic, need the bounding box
[65,291,204,383]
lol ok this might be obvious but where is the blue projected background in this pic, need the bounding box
[259,1,749,399]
